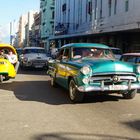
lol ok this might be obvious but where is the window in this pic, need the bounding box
[94,0,97,20]
[125,0,129,12]
[114,0,117,14]
[52,11,55,19]
[88,1,92,15]
[108,0,112,16]
[136,57,140,63]
[78,0,82,27]
[57,49,64,60]
[62,3,66,12]
[100,0,103,18]
[63,48,70,60]
[122,55,136,63]
[87,0,92,21]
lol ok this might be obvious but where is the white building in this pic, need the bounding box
[25,11,38,47]
[51,0,140,52]
[17,14,28,48]
[17,11,38,48]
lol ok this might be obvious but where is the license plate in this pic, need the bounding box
[35,65,43,68]
[109,85,126,90]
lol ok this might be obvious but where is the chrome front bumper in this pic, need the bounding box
[23,61,47,68]
[77,84,140,92]
[78,73,140,92]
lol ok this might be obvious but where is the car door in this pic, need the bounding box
[55,48,65,86]
[55,48,70,87]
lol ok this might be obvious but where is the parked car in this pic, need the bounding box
[110,47,122,59]
[20,47,50,69]
[47,43,140,103]
[120,53,140,64]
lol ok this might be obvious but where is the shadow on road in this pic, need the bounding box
[0,80,70,105]
[31,132,140,140]
[122,120,140,132]
[0,79,124,105]
[17,67,47,75]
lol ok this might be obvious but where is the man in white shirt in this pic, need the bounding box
[6,50,17,64]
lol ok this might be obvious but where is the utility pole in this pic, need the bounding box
[10,22,12,45]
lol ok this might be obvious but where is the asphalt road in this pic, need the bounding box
[0,68,140,140]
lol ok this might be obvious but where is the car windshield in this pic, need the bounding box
[121,55,140,64]
[72,47,115,60]
[24,49,46,54]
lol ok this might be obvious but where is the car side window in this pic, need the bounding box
[56,49,64,60]
[63,48,70,60]
[136,57,140,63]
[121,56,128,62]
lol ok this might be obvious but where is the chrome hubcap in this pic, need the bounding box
[70,81,76,100]
[51,77,54,86]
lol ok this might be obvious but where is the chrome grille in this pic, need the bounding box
[90,73,136,83]
[32,60,46,65]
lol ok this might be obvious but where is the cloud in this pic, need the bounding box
[0,21,18,43]
[0,24,10,42]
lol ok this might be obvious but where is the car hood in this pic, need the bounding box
[71,58,134,73]
[24,53,49,60]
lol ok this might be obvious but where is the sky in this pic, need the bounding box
[0,0,40,43]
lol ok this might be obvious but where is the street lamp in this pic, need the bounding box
[10,20,16,45]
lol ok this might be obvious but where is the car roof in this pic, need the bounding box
[23,47,45,50]
[16,48,23,50]
[61,43,110,49]
[110,47,121,50]
[122,53,140,56]
[0,43,17,54]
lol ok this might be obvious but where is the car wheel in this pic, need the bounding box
[4,76,10,81]
[69,79,84,103]
[122,89,137,99]
[0,75,3,83]
[20,62,24,68]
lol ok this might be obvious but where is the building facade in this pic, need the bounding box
[51,0,140,52]
[24,11,37,47]
[31,12,41,47]
[17,14,28,48]
[40,0,55,50]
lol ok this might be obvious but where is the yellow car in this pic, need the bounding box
[0,43,19,83]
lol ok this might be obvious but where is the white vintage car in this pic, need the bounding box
[20,47,51,69]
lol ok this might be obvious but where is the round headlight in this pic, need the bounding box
[138,76,140,82]
[23,57,28,62]
[82,77,90,84]
[81,65,92,75]
[137,66,140,73]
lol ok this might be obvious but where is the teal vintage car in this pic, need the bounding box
[47,43,140,103]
